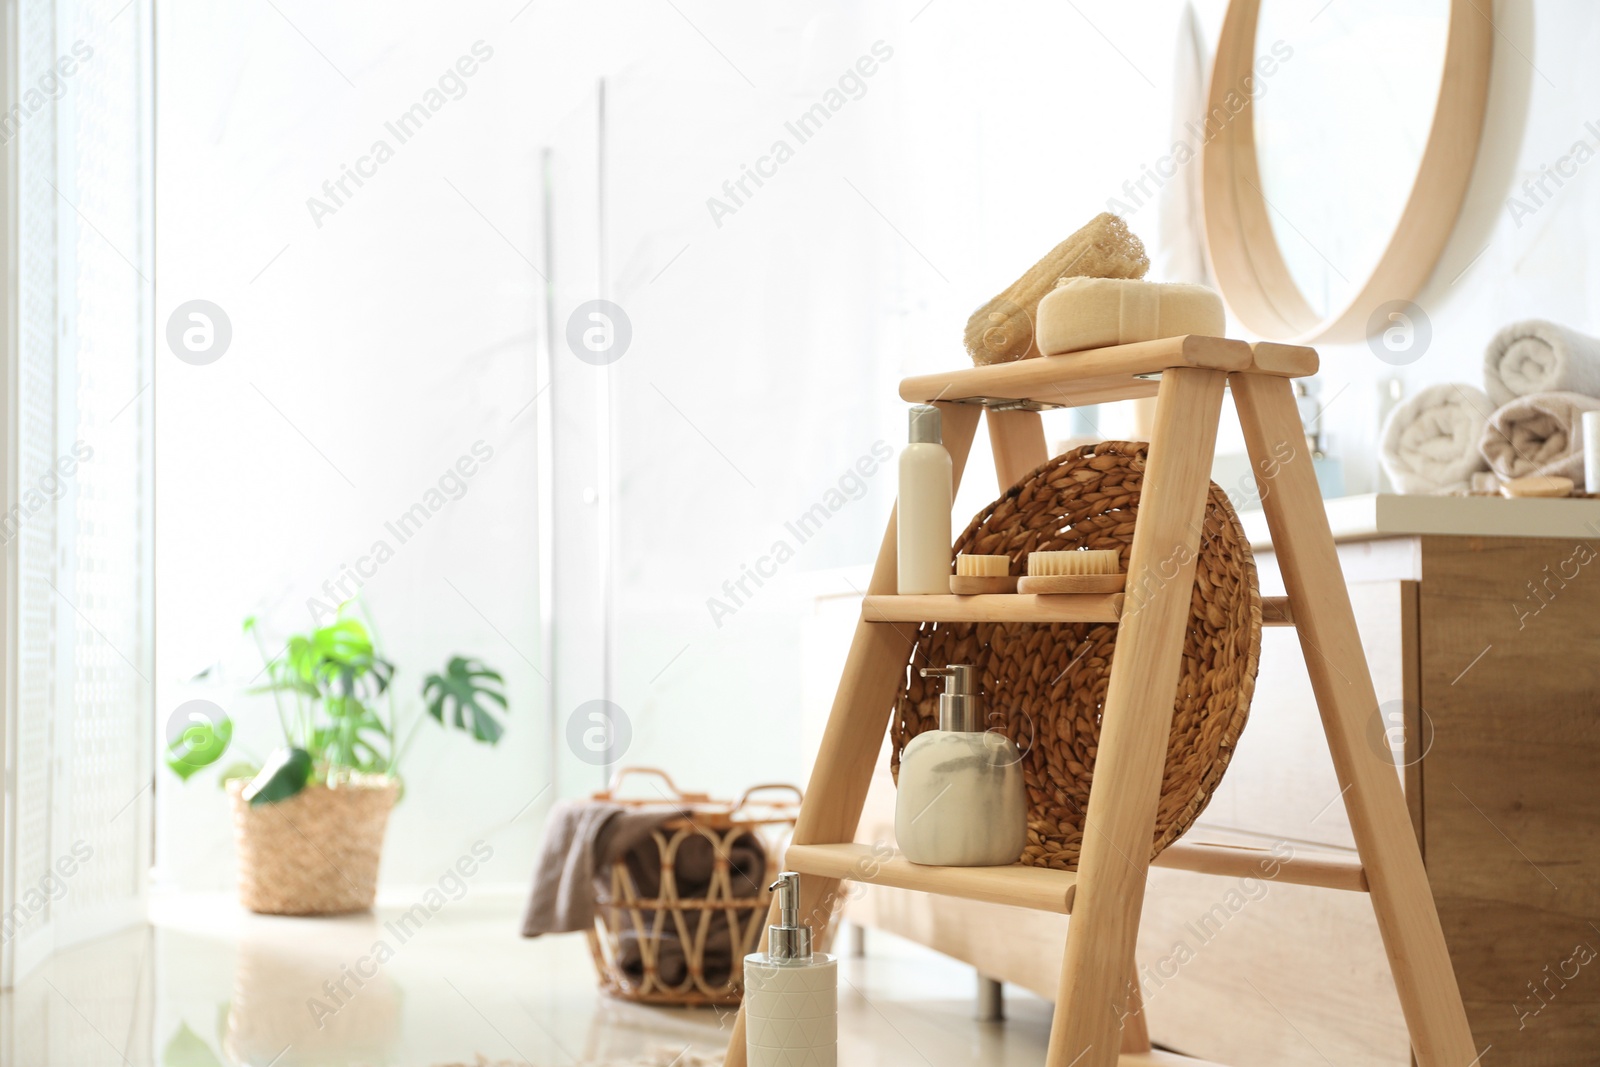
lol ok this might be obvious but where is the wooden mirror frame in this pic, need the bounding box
[1202,0,1493,343]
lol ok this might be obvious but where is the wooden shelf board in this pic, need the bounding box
[862,594,1288,627]
[786,840,1366,920]
[1158,840,1367,893]
[1248,342,1319,378]
[785,843,1078,914]
[898,338,1316,410]
[900,336,1251,407]
[861,593,1123,624]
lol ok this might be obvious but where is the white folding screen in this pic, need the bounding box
[1,0,153,988]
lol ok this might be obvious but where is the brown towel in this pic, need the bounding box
[1479,391,1600,482]
[606,829,764,903]
[612,911,740,988]
[520,799,768,990]
[520,800,679,936]
[608,833,765,990]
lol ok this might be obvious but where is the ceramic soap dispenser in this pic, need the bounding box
[896,664,1028,867]
[743,872,837,1067]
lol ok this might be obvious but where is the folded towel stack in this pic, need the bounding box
[1482,320,1600,407]
[1379,320,1600,496]
[1471,321,1600,489]
[1479,391,1600,482]
[1379,383,1493,494]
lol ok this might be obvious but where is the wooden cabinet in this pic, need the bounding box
[1413,536,1600,1065]
[821,531,1600,1065]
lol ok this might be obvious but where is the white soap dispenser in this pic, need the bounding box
[744,872,837,1067]
[897,403,953,594]
[896,664,1028,867]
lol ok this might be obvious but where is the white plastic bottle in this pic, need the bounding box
[897,404,953,594]
[744,872,837,1067]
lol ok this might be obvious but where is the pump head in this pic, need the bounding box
[766,871,813,962]
[919,664,981,732]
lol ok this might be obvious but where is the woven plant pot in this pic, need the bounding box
[228,777,398,915]
[892,439,1262,870]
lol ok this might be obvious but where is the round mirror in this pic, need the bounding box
[1203,0,1492,344]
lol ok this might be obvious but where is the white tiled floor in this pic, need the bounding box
[1,892,1054,1066]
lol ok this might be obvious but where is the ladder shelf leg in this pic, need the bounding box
[1230,371,1478,1066]
[1048,368,1228,1067]
[987,407,1050,489]
[1120,960,1152,1055]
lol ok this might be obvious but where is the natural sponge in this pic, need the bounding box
[964,213,1150,366]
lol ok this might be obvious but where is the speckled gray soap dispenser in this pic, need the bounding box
[895,664,1028,867]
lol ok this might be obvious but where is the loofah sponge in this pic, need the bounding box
[964,213,1150,366]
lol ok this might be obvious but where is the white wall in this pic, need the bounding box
[155,0,1584,890]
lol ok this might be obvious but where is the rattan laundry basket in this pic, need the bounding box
[892,439,1262,870]
[229,776,398,915]
[586,768,800,1007]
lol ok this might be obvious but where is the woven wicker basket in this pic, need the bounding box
[586,768,800,1007]
[892,439,1262,870]
[229,776,398,915]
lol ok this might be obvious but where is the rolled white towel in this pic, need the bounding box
[1483,320,1600,406]
[1478,391,1600,482]
[1380,383,1492,494]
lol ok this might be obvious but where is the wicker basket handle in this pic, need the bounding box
[729,783,803,818]
[594,766,712,805]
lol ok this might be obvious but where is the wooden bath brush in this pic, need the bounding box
[1017,549,1125,594]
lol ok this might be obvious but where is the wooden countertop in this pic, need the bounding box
[1241,492,1600,549]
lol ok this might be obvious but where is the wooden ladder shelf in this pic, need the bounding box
[723,335,1480,1066]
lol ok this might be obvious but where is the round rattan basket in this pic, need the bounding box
[229,777,398,915]
[892,439,1262,870]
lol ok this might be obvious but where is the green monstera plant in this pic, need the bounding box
[166,604,508,805]
[425,656,510,743]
